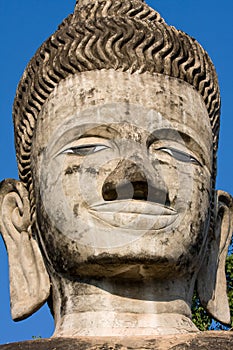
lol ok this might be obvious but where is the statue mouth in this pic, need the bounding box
[90,200,176,215]
[88,200,178,230]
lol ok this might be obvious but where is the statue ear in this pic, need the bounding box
[197,190,233,324]
[0,179,50,321]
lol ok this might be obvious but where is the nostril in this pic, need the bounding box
[102,182,118,201]
[102,180,135,201]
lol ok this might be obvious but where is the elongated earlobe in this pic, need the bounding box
[0,179,50,320]
[197,190,233,324]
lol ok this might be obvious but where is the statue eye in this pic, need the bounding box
[63,144,109,156]
[156,147,201,166]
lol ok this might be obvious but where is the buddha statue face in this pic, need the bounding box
[31,69,213,279]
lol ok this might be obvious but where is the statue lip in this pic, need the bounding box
[88,200,178,230]
[90,200,177,216]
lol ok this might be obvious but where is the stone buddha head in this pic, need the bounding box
[0,0,232,336]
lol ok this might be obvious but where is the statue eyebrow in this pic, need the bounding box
[147,129,180,144]
[147,129,200,148]
[78,125,120,139]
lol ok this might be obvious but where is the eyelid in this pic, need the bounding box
[62,144,110,155]
[153,146,202,166]
[56,137,112,156]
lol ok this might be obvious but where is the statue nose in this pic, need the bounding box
[102,160,169,205]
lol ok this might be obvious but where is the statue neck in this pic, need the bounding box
[50,275,199,337]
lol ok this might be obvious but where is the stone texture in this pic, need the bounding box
[0,0,232,344]
[0,333,233,350]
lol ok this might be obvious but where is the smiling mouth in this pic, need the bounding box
[90,200,177,215]
[88,200,178,230]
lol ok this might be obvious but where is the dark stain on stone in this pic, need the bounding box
[73,204,79,217]
[80,88,95,105]
[86,167,99,175]
[79,89,85,105]
[65,165,81,175]
[38,147,46,157]
[88,87,95,96]
[198,182,205,193]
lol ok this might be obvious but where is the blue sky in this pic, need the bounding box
[0,0,232,344]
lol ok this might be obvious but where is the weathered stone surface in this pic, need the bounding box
[0,333,233,350]
[0,0,232,343]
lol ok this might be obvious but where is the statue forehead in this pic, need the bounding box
[35,70,212,149]
[43,69,209,108]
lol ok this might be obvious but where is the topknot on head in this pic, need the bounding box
[73,0,165,23]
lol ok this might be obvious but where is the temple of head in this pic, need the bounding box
[0,0,232,338]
